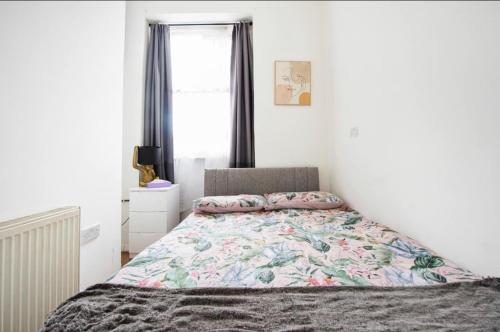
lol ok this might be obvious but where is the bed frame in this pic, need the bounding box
[204,167,319,196]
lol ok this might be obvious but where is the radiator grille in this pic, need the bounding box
[0,207,80,331]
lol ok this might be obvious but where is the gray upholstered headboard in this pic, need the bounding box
[204,167,319,196]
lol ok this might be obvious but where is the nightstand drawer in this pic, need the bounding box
[129,211,167,233]
[129,232,165,254]
[129,191,168,212]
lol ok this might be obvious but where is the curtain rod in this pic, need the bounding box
[150,22,252,27]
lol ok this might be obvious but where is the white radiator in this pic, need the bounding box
[0,207,80,332]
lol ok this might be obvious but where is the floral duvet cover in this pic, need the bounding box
[109,209,479,288]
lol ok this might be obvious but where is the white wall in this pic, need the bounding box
[122,1,331,202]
[0,1,126,288]
[325,2,500,276]
[1,1,496,285]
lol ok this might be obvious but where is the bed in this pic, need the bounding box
[109,167,478,288]
[42,168,500,331]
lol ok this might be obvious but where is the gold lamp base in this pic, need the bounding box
[133,146,157,187]
[138,165,156,187]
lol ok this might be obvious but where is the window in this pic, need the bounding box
[170,25,232,159]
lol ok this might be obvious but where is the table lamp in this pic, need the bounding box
[133,146,161,187]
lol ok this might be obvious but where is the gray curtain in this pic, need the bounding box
[229,22,255,168]
[144,24,174,182]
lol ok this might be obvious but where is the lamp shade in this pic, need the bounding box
[138,146,161,165]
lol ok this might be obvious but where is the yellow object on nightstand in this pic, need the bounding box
[132,145,159,187]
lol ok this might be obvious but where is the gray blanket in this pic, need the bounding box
[42,279,500,331]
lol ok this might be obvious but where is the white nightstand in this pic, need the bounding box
[129,184,179,257]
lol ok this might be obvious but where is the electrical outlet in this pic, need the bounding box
[80,224,100,246]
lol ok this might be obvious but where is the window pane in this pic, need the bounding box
[170,26,232,159]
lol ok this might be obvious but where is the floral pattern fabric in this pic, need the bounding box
[109,209,479,288]
[192,194,266,213]
[265,191,344,210]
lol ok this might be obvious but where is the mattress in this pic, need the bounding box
[109,208,479,288]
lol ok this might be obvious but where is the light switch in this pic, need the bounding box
[350,127,359,138]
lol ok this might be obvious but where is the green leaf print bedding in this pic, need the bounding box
[109,209,479,288]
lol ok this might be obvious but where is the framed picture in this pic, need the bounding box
[274,60,311,106]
